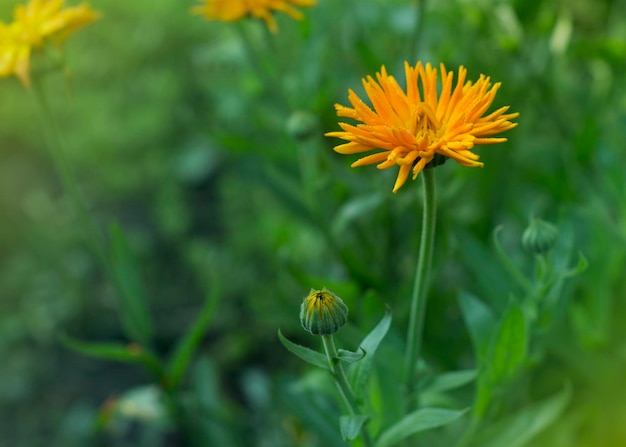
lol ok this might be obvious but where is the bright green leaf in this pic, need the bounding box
[61,334,161,376]
[337,348,366,363]
[109,222,154,345]
[425,369,478,393]
[562,251,588,278]
[458,291,497,363]
[375,408,468,447]
[347,310,392,399]
[167,277,221,389]
[332,193,384,236]
[477,385,571,447]
[340,414,369,441]
[474,302,529,418]
[278,330,329,370]
[487,302,528,385]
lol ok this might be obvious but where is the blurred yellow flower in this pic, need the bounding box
[0,0,99,88]
[326,62,519,193]
[192,0,316,33]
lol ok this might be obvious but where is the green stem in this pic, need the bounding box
[322,335,374,447]
[408,0,427,61]
[31,78,110,272]
[234,22,291,111]
[403,168,437,412]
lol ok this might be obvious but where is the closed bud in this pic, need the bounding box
[522,217,559,255]
[300,288,348,336]
[286,110,318,141]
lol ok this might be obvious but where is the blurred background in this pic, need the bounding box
[1,0,625,446]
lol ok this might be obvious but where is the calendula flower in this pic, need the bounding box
[192,0,316,33]
[0,0,99,88]
[326,62,519,193]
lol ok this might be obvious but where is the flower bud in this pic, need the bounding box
[522,217,559,255]
[300,288,348,336]
[286,110,318,141]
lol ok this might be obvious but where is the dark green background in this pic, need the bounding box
[1,0,625,445]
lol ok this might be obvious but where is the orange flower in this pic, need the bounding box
[192,0,316,33]
[326,62,519,193]
[0,0,99,88]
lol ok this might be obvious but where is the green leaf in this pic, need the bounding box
[332,193,384,236]
[458,291,497,363]
[337,348,366,363]
[493,225,532,291]
[347,310,392,399]
[109,222,154,345]
[278,330,329,370]
[474,302,529,418]
[486,302,528,385]
[340,414,369,441]
[167,278,221,389]
[60,334,161,375]
[424,369,477,393]
[562,251,588,278]
[477,385,571,447]
[375,408,468,447]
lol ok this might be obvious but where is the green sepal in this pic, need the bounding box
[278,329,329,370]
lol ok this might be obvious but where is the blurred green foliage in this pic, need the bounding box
[1,0,626,445]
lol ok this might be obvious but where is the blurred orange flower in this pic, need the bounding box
[192,0,316,33]
[0,0,99,88]
[326,62,519,193]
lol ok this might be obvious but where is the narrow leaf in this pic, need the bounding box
[167,278,221,389]
[109,222,153,344]
[376,408,468,447]
[425,369,478,393]
[474,302,528,418]
[332,194,384,236]
[477,385,571,447]
[340,414,369,441]
[562,251,588,278]
[61,334,161,375]
[278,330,329,370]
[458,291,497,363]
[348,311,391,399]
[337,348,366,363]
[487,303,528,385]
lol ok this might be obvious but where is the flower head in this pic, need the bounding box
[300,288,348,336]
[522,217,559,255]
[0,0,99,88]
[326,62,519,193]
[192,0,316,33]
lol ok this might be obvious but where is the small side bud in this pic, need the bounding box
[522,217,559,255]
[300,288,348,336]
[286,110,318,141]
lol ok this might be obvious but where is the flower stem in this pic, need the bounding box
[403,168,437,412]
[409,0,427,61]
[321,335,374,447]
[30,78,110,271]
[234,22,291,111]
